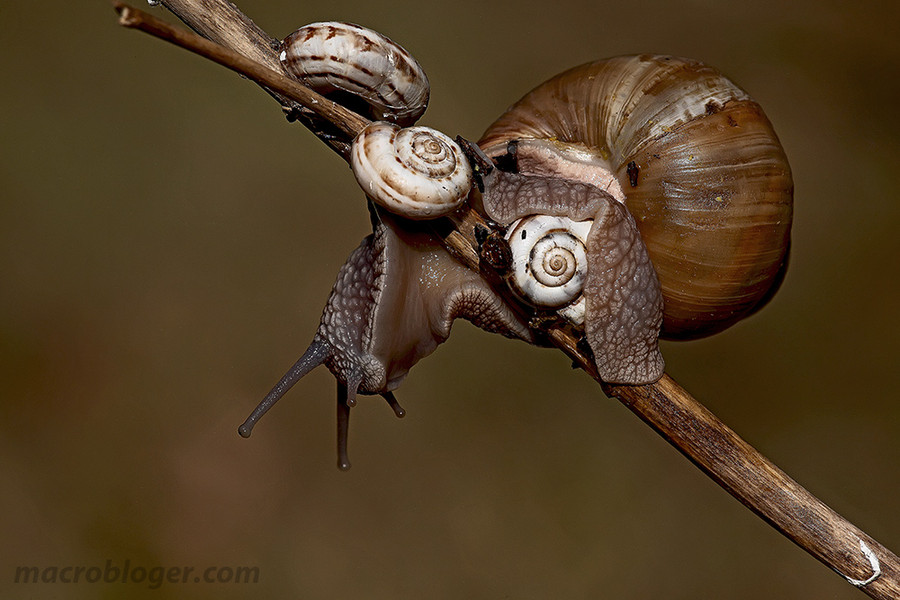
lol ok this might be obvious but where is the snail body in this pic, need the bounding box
[479,166,666,384]
[243,35,793,466]
[239,212,532,469]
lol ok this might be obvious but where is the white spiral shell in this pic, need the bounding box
[505,215,592,324]
[280,22,430,126]
[350,122,473,219]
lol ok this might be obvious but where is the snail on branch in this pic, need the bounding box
[279,21,429,126]
[239,23,793,469]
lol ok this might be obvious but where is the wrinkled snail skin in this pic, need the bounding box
[479,54,793,340]
[280,22,429,126]
[480,167,665,384]
[239,210,533,466]
[303,214,532,395]
[350,122,473,219]
[582,199,665,384]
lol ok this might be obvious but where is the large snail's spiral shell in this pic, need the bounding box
[479,55,793,340]
[280,22,430,126]
[351,122,473,219]
[505,215,592,313]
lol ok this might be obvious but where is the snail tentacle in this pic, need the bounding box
[241,215,532,466]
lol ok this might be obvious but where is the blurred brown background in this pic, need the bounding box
[2,0,898,598]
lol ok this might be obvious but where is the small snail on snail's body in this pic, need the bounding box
[240,24,793,468]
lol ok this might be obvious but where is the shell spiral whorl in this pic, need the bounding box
[351,122,473,219]
[505,215,592,317]
[533,240,578,288]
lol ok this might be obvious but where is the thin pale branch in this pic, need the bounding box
[116,2,899,597]
[114,1,368,156]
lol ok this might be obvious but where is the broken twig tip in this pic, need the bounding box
[114,2,136,26]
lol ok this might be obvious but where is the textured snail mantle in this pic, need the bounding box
[237,28,793,469]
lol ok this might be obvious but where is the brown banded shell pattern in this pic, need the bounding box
[351,122,473,220]
[479,54,793,340]
[280,21,430,127]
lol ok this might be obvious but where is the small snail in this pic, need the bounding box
[350,121,472,219]
[279,22,429,126]
[504,214,592,322]
[469,156,667,383]
[241,29,793,468]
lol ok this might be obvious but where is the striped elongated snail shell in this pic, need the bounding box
[280,21,429,126]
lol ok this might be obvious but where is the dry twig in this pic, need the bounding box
[115,2,899,597]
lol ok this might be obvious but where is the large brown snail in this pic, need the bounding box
[239,23,793,469]
[478,55,793,341]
